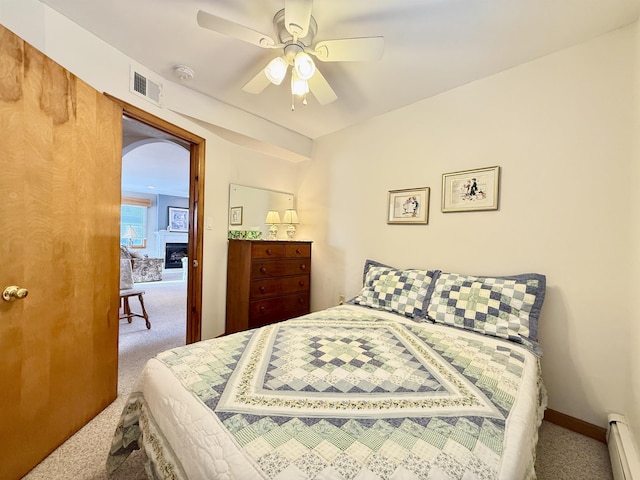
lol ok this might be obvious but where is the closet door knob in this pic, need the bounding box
[2,285,29,302]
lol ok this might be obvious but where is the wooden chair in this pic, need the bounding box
[119,259,151,329]
[119,288,151,329]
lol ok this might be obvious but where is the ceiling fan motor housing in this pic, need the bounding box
[283,44,305,65]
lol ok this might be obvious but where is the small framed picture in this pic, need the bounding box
[387,187,430,224]
[229,206,243,226]
[441,166,500,213]
[168,207,189,232]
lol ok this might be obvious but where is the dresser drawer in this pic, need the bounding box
[249,294,310,328]
[284,243,311,258]
[251,243,285,259]
[251,258,310,278]
[250,275,310,299]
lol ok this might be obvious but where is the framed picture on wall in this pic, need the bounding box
[229,206,243,226]
[387,187,430,224]
[168,207,189,232]
[441,166,500,213]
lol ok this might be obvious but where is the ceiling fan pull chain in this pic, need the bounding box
[291,92,295,111]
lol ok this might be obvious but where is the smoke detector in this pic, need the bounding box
[173,65,195,81]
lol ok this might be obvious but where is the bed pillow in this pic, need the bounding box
[349,259,440,319]
[427,272,546,354]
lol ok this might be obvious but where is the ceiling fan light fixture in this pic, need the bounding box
[293,52,315,80]
[291,70,309,96]
[264,56,288,85]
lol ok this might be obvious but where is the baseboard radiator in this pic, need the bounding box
[608,414,640,479]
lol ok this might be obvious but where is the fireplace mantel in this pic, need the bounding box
[154,230,188,259]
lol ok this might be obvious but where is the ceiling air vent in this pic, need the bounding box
[129,66,163,106]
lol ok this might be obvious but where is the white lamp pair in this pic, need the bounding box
[265,209,299,240]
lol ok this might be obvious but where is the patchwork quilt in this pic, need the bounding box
[108,305,545,480]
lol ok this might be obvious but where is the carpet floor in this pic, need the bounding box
[23,278,613,480]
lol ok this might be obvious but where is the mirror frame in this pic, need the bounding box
[228,184,294,240]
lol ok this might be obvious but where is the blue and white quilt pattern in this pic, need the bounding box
[134,306,542,480]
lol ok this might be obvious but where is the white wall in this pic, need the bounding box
[297,25,637,428]
[629,18,640,457]
[0,0,300,339]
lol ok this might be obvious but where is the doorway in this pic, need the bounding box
[111,96,206,346]
[119,116,192,388]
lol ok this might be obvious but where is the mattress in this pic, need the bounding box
[108,305,546,480]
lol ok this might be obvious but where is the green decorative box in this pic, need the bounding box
[228,230,262,240]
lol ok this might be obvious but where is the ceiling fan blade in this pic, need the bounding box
[312,37,384,62]
[242,65,273,94]
[197,10,277,48]
[284,0,313,38]
[308,69,337,105]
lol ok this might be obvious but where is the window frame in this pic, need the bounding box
[120,196,151,249]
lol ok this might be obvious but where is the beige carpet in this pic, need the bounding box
[23,278,613,479]
[535,421,613,479]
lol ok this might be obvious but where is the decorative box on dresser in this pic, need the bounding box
[225,239,312,334]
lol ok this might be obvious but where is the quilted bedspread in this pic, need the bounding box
[108,305,545,480]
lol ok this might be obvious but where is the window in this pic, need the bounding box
[121,197,151,248]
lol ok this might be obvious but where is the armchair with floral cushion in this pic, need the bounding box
[120,246,163,283]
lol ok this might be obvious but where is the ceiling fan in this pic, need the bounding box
[197,0,384,109]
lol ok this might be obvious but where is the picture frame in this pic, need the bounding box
[441,166,500,213]
[229,206,243,226]
[168,206,189,232]
[387,187,430,224]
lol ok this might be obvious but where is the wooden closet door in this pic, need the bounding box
[0,25,121,479]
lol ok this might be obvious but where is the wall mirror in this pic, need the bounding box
[228,184,294,239]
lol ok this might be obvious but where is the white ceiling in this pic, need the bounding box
[121,116,191,197]
[122,139,190,197]
[39,0,639,140]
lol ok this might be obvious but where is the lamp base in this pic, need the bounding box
[268,224,278,240]
[286,224,296,240]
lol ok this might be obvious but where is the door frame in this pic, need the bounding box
[107,95,205,344]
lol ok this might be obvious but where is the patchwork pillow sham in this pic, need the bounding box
[426,272,546,355]
[349,259,440,319]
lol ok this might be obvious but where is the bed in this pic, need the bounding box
[108,260,547,480]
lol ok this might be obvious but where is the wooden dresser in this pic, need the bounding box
[225,239,312,334]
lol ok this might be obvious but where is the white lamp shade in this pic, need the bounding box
[122,225,139,239]
[265,57,288,85]
[290,70,309,96]
[282,209,299,224]
[265,210,281,224]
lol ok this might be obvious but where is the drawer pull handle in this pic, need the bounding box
[299,264,306,271]
[259,286,266,293]
[295,248,302,254]
[260,267,267,274]
[266,248,273,255]
[259,306,266,313]
[298,281,305,287]
[298,298,305,304]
